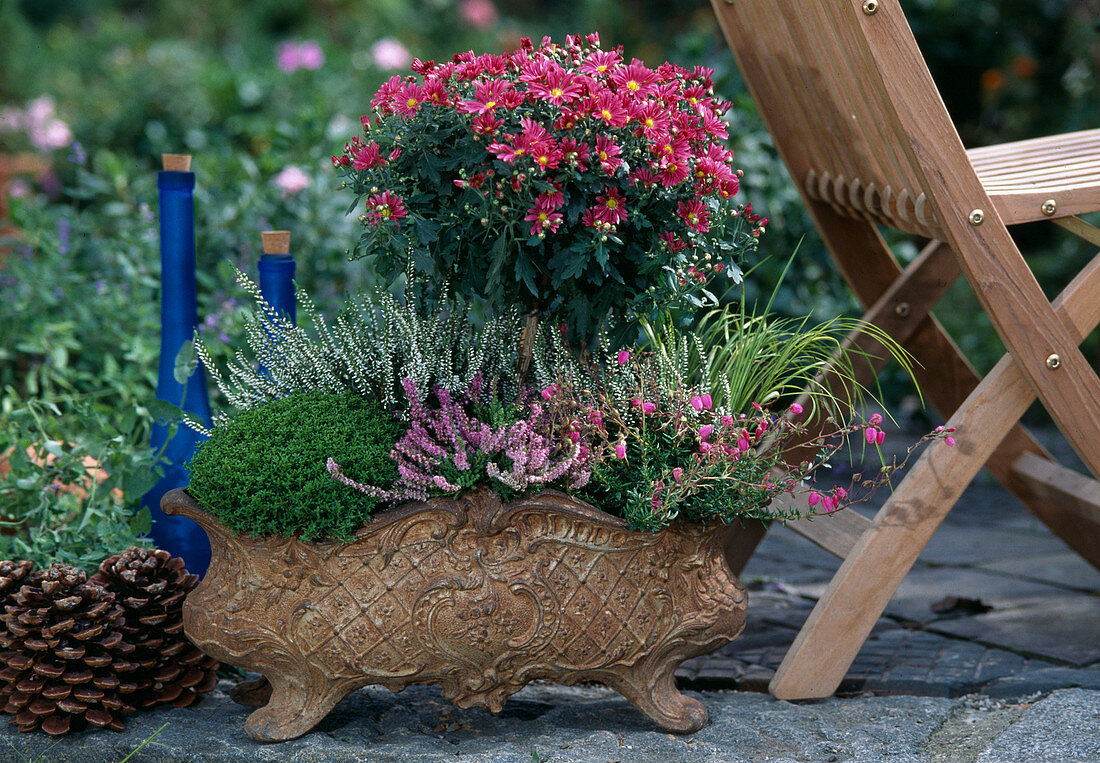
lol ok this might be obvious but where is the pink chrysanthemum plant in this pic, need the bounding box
[335,33,766,345]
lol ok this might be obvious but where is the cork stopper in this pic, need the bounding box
[261,231,291,255]
[162,154,192,172]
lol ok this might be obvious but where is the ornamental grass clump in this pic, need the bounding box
[186,391,401,540]
[335,33,765,339]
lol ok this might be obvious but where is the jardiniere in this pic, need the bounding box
[163,486,746,742]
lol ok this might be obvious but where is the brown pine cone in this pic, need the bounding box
[0,561,34,599]
[0,564,138,735]
[90,548,218,711]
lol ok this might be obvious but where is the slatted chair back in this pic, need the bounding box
[714,0,948,237]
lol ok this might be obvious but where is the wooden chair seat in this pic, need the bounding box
[711,0,1100,701]
[970,128,1100,223]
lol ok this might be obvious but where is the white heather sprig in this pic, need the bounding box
[188,268,525,432]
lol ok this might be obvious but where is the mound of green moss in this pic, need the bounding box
[186,391,401,541]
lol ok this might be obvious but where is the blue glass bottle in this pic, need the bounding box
[143,154,214,576]
[258,230,296,324]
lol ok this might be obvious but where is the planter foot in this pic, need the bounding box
[608,667,709,733]
[230,676,272,707]
[243,675,344,742]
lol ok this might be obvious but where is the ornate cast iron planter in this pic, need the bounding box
[162,487,747,742]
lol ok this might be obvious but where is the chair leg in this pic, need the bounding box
[770,352,1032,699]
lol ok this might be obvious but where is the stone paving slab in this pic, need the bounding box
[0,680,1093,762]
[977,688,1100,762]
[678,625,1087,699]
[926,597,1100,666]
[976,552,1100,594]
[790,564,1098,630]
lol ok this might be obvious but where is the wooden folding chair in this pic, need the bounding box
[709,0,1100,699]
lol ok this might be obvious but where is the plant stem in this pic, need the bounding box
[516,309,540,388]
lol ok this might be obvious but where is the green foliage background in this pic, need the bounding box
[0,0,1095,558]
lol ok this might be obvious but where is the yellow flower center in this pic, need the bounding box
[687,212,697,224]
[406,98,418,108]
[605,198,618,210]
[381,208,391,218]
[601,109,613,120]
[644,117,655,128]
[484,100,496,109]
[550,88,563,98]
[627,80,640,91]
[538,212,548,222]
[596,64,607,72]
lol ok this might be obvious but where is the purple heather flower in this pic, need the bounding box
[698,424,713,441]
[721,415,734,427]
[617,350,630,366]
[702,394,713,410]
[56,217,71,255]
[690,395,704,412]
[68,141,86,165]
[614,441,627,460]
[672,467,683,483]
[641,402,656,414]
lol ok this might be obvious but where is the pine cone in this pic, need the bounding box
[90,548,218,710]
[0,561,34,599]
[0,564,138,735]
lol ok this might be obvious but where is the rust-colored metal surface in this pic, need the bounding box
[162,487,747,742]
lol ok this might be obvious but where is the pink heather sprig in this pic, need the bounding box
[328,377,589,504]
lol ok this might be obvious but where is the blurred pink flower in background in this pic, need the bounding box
[297,40,324,70]
[276,42,299,72]
[2,96,73,151]
[371,38,412,70]
[273,165,311,196]
[459,0,498,29]
[7,179,31,198]
[277,40,325,73]
[34,119,73,150]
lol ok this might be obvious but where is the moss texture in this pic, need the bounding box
[186,391,401,541]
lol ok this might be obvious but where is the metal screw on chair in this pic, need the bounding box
[862,0,879,14]
[968,209,985,226]
[1046,354,1062,370]
[1041,199,1057,216]
[895,302,910,317]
